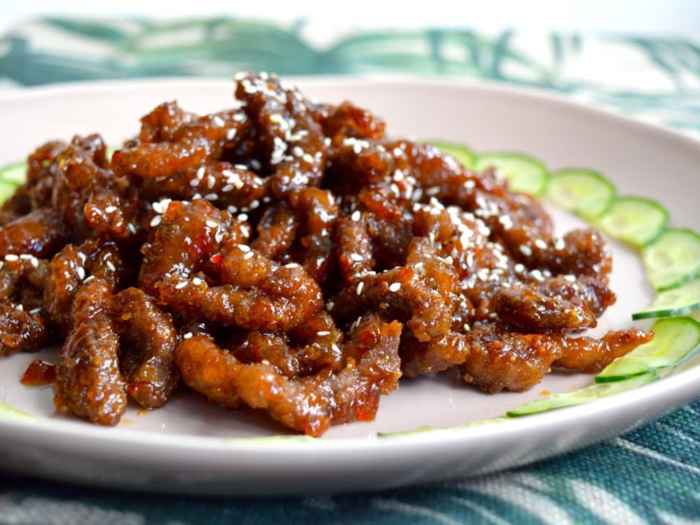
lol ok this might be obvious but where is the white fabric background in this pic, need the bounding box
[1,0,700,35]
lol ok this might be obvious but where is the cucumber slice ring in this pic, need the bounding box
[596,318,700,382]
[429,141,475,169]
[507,373,658,417]
[474,152,549,197]
[0,162,27,186]
[643,229,700,291]
[546,168,616,220]
[597,196,669,247]
[632,277,700,320]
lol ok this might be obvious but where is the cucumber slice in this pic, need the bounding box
[106,146,117,162]
[643,229,700,291]
[0,180,17,205]
[430,141,475,169]
[507,373,658,417]
[474,153,549,197]
[0,162,27,186]
[546,168,616,220]
[632,276,700,320]
[597,197,669,247]
[596,318,700,382]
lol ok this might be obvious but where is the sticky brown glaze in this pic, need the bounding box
[460,324,564,394]
[159,247,323,332]
[111,287,180,408]
[401,331,470,379]
[0,210,67,258]
[333,238,460,343]
[491,284,598,333]
[227,311,344,378]
[250,205,298,260]
[138,199,235,297]
[0,302,52,357]
[54,278,127,426]
[553,328,654,373]
[176,314,401,436]
[288,188,339,285]
[0,72,651,434]
[336,215,375,284]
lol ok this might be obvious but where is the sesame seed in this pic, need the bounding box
[20,254,32,260]
[226,128,237,140]
[30,257,39,269]
[105,206,117,213]
[237,214,249,222]
[244,252,254,260]
[84,275,95,283]
[317,331,330,336]
[331,344,341,353]
[206,220,218,228]
[106,262,116,272]
[351,210,361,222]
[464,180,476,190]
[30,308,41,315]
[196,166,205,180]
[207,176,216,189]
[190,178,200,187]
[175,282,187,289]
[425,186,440,196]
[150,216,162,227]
[389,282,401,292]
[249,200,260,209]
[238,244,251,252]
[213,116,225,127]
[555,238,566,251]
[520,245,533,257]
[285,263,300,268]
[5,255,18,262]
[15,304,23,311]
[183,332,193,340]
[498,215,513,230]
[204,193,218,201]
[564,274,576,283]
[127,223,137,234]
[192,277,203,285]
[76,267,86,280]
[350,253,363,262]
[302,153,314,163]
[222,184,234,192]
[534,239,548,250]
[356,282,364,295]
[463,323,471,332]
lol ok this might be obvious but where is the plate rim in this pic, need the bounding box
[1,75,699,456]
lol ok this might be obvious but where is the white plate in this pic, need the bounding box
[1,77,699,496]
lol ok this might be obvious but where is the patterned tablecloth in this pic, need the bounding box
[1,18,700,525]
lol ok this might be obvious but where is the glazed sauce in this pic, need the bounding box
[21,359,56,387]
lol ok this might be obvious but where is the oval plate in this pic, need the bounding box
[1,78,699,496]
